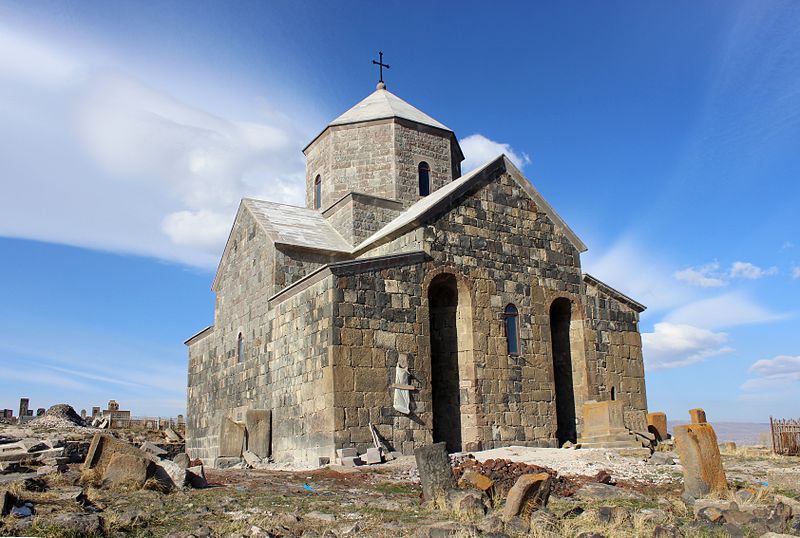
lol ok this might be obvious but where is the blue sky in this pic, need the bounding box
[1,1,798,421]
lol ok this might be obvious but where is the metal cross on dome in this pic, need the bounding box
[372,51,390,84]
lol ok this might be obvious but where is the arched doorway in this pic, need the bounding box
[428,273,462,452]
[550,298,577,445]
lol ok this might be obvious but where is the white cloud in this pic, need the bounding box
[664,292,786,330]
[792,266,800,279]
[0,26,311,268]
[741,355,800,391]
[460,133,531,173]
[674,261,727,288]
[582,238,692,315]
[729,261,778,280]
[642,322,733,370]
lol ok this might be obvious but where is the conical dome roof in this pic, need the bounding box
[329,87,452,132]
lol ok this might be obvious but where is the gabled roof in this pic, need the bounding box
[211,199,350,291]
[330,88,451,132]
[352,154,588,254]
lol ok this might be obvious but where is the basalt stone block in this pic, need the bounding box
[414,443,455,501]
[674,423,727,498]
[102,452,155,489]
[245,409,271,459]
[83,433,155,475]
[218,418,246,458]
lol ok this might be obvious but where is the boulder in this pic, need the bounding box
[414,443,456,501]
[673,422,727,497]
[102,452,155,489]
[502,472,551,521]
[1,487,16,517]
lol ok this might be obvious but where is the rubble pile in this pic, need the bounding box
[29,404,87,429]
[452,455,579,497]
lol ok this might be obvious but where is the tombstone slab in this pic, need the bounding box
[689,408,707,424]
[503,472,551,520]
[139,441,167,457]
[83,433,155,475]
[244,409,271,459]
[647,412,668,441]
[674,422,727,497]
[414,443,455,501]
[218,418,246,458]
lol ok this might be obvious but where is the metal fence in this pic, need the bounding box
[770,417,800,456]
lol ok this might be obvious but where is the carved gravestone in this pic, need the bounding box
[414,442,455,501]
[245,409,271,459]
[674,422,727,497]
[218,418,246,458]
[647,412,668,441]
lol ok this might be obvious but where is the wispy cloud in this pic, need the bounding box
[664,292,787,330]
[461,133,531,174]
[741,354,800,391]
[674,261,727,288]
[0,25,312,268]
[729,261,778,280]
[792,266,800,279]
[642,322,733,370]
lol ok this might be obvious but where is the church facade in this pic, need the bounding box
[185,84,649,465]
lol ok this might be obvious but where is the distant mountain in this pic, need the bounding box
[667,421,771,446]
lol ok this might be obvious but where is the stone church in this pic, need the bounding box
[185,82,649,465]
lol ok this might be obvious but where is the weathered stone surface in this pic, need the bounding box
[768,469,800,493]
[186,465,208,488]
[445,489,487,517]
[688,408,707,424]
[140,441,167,457]
[674,423,727,498]
[647,412,668,441]
[218,418,246,459]
[502,472,551,521]
[245,409,271,459]
[173,453,191,469]
[364,447,382,465]
[49,513,104,535]
[575,482,647,501]
[414,443,455,501]
[102,453,154,488]
[154,459,187,490]
[242,450,261,466]
[691,499,737,518]
[83,433,154,475]
[457,469,494,492]
[1,487,15,516]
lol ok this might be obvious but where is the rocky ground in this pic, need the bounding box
[2,413,799,537]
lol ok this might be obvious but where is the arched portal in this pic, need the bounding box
[550,297,577,445]
[428,273,462,452]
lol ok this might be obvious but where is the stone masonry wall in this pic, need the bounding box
[323,194,403,246]
[343,171,588,453]
[187,207,274,463]
[583,281,648,432]
[304,120,457,211]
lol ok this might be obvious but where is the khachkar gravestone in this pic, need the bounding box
[673,408,727,498]
[414,443,456,501]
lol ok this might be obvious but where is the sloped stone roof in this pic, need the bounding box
[329,88,451,131]
[243,199,350,252]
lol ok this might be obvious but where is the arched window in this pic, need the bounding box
[503,304,520,355]
[314,175,322,209]
[237,332,244,363]
[418,161,430,197]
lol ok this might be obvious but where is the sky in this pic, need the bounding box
[0,1,798,421]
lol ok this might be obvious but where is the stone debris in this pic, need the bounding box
[173,452,191,469]
[767,468,800,493]
[102,452,155,488]
[453,455,577,497]
[29,404,86,429]
[140,440,168,457]
[242,450,262,467]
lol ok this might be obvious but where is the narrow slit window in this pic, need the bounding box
[314,175,322,209]
[503,304,520,355]
[237,332,244,363]
[418,161,430,196]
